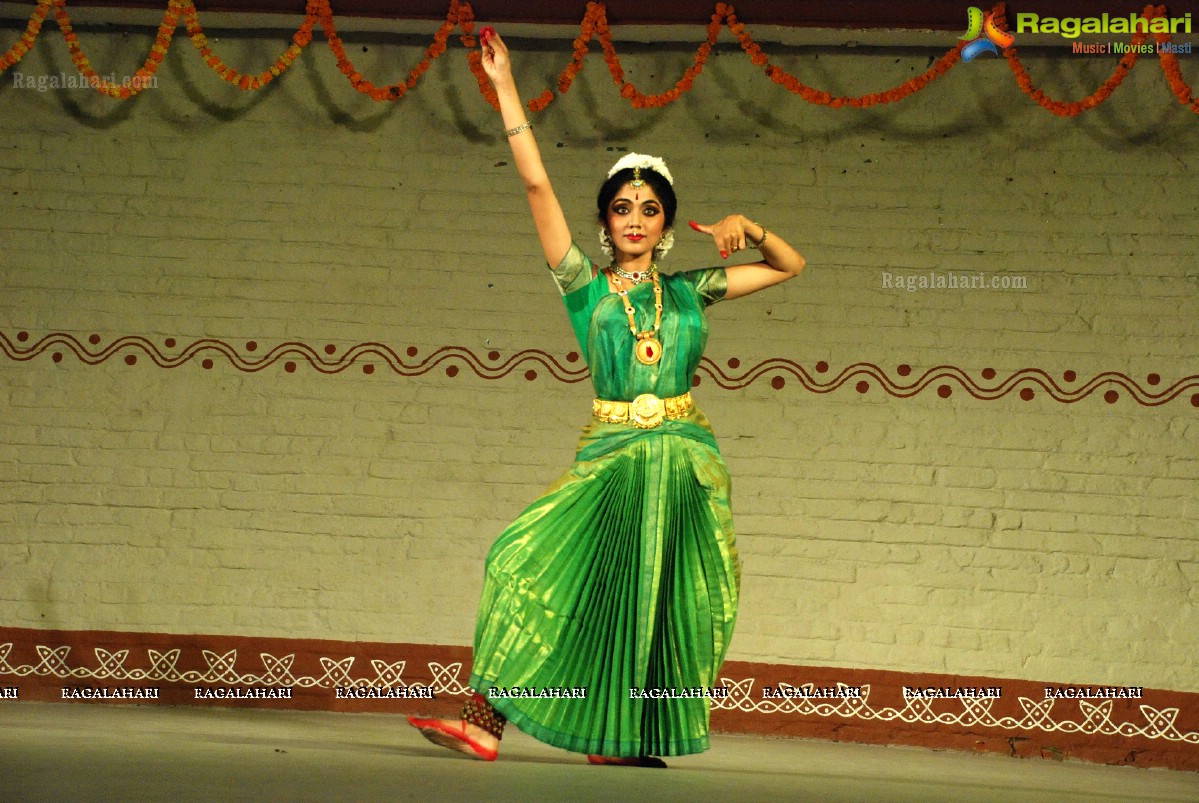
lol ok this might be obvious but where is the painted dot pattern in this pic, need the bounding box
[3,334,1197,407]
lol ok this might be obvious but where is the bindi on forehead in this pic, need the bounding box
[618,181,660,203]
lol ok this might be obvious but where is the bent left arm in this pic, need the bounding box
[689,216,805,300]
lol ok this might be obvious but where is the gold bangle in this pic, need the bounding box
[749,222,768,249]
[504,121,531,137]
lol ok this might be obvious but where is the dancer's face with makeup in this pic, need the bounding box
[605,182,665,261]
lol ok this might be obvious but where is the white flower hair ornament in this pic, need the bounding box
[601,152,676,259]
[607,152,674,185]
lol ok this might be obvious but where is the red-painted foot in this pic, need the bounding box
[408,716,499,761]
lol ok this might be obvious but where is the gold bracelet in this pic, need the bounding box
[504,121,532,137]
[749,222,768,249]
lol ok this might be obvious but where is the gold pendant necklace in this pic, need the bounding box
[611,266,663,366]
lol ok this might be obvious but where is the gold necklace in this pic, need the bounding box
[610,267,663,366]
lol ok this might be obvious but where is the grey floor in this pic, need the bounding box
[1,703,1196,802]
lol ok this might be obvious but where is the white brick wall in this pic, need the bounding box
[1,24,1196,691]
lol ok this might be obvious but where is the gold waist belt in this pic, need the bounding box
[593,392,694,429]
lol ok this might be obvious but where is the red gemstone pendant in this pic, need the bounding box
[635,337,662,366]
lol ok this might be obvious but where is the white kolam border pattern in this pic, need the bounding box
[2,641,1195,745]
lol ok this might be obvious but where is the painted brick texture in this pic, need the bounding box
[1,25,1197,693]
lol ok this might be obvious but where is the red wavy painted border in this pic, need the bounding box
[3,330,1197,406]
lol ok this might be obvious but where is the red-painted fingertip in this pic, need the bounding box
[479,26,496,42]
[688,220,703,232]
[720,250,729,259]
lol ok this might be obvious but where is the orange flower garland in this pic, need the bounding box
[533,1,724,112]
[999,3,1165,117]
[0,0,51,71]
[315,0,479,101]
[0,0,1192,117]
[745,0,964,109]
[180,0,308,90]
[323,0,422,99]
[1159,46,1199,112]
[1152,8,1199,113]
[53,0,178,99]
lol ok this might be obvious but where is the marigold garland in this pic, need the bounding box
[0,0,49,71]
[0,0,1193,117]
[181,0,308,91]
[315,0,477,101]
[53,0,177,98]
[996,3,1172,117]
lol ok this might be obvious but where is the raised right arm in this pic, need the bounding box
[480,31,573,268]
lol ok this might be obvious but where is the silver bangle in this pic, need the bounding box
[504,121,532,138]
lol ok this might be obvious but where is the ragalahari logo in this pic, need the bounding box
[960,6,1015,62]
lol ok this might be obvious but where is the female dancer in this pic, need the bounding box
[408,28,805,767]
